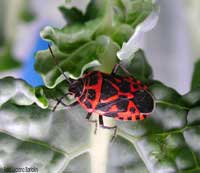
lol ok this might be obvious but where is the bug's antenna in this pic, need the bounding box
[48,44,72,85]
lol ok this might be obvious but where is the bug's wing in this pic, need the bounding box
[95,97,137,120]
[95,97,129,114]
[95,89,154,121]
[96,94,152,121]
[132,90,154,113]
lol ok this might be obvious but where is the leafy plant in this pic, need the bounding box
[0,0,200,173]
[0,44,21,71]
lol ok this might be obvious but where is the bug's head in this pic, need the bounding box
[68,79,84,97]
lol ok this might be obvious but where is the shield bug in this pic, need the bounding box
[48,45,155,138]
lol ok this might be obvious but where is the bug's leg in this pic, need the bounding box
[52,93,76,112]
[99,116,117,141]
[86,113,97,134]
[111,64,120,75]
[111,63,131,76]
[58,100,79,108]
[53,100,78,112]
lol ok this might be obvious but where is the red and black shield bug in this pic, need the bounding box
[48,45,155,138]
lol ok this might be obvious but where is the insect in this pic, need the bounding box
[48,45,155,138]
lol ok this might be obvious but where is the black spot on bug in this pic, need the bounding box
[133,84,139,89]
[96,98,129,113]
[136,115,140,120]
[102,73,117,83]
[100,79,118,100]
[96,102,112,112]
[84,100,92,109]
[116,99,129,112]
[128,117,132,120]
[88,72,98,86]
[96,98,120,112]
[88,89,96,100]
[119,117,124,120]
[118,80,130,92]
[119,95,127,98]
[132,90,154,113]
[130,107,135,113]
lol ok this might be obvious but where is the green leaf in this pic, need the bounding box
[117,6,159,60]
[0,45,21,71]
[0,103,92,173]
[0,132,66,173]
[191,59,200,90]
[111,24,134,46]
[36,0,157,89]
[182,88,200,108]
[62,0,91,14]
[115,82,200,173]
[0,77,48,109]
[127,49,153,82]
[19,8,36,23]
[121,0,156,27]
[0,77,92,172]
[19,0,36,23]
[43,0,114,54]
[59,6,86,24]
[35,36,119,88]
[40,19,101,54]
[1,75,200,172]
